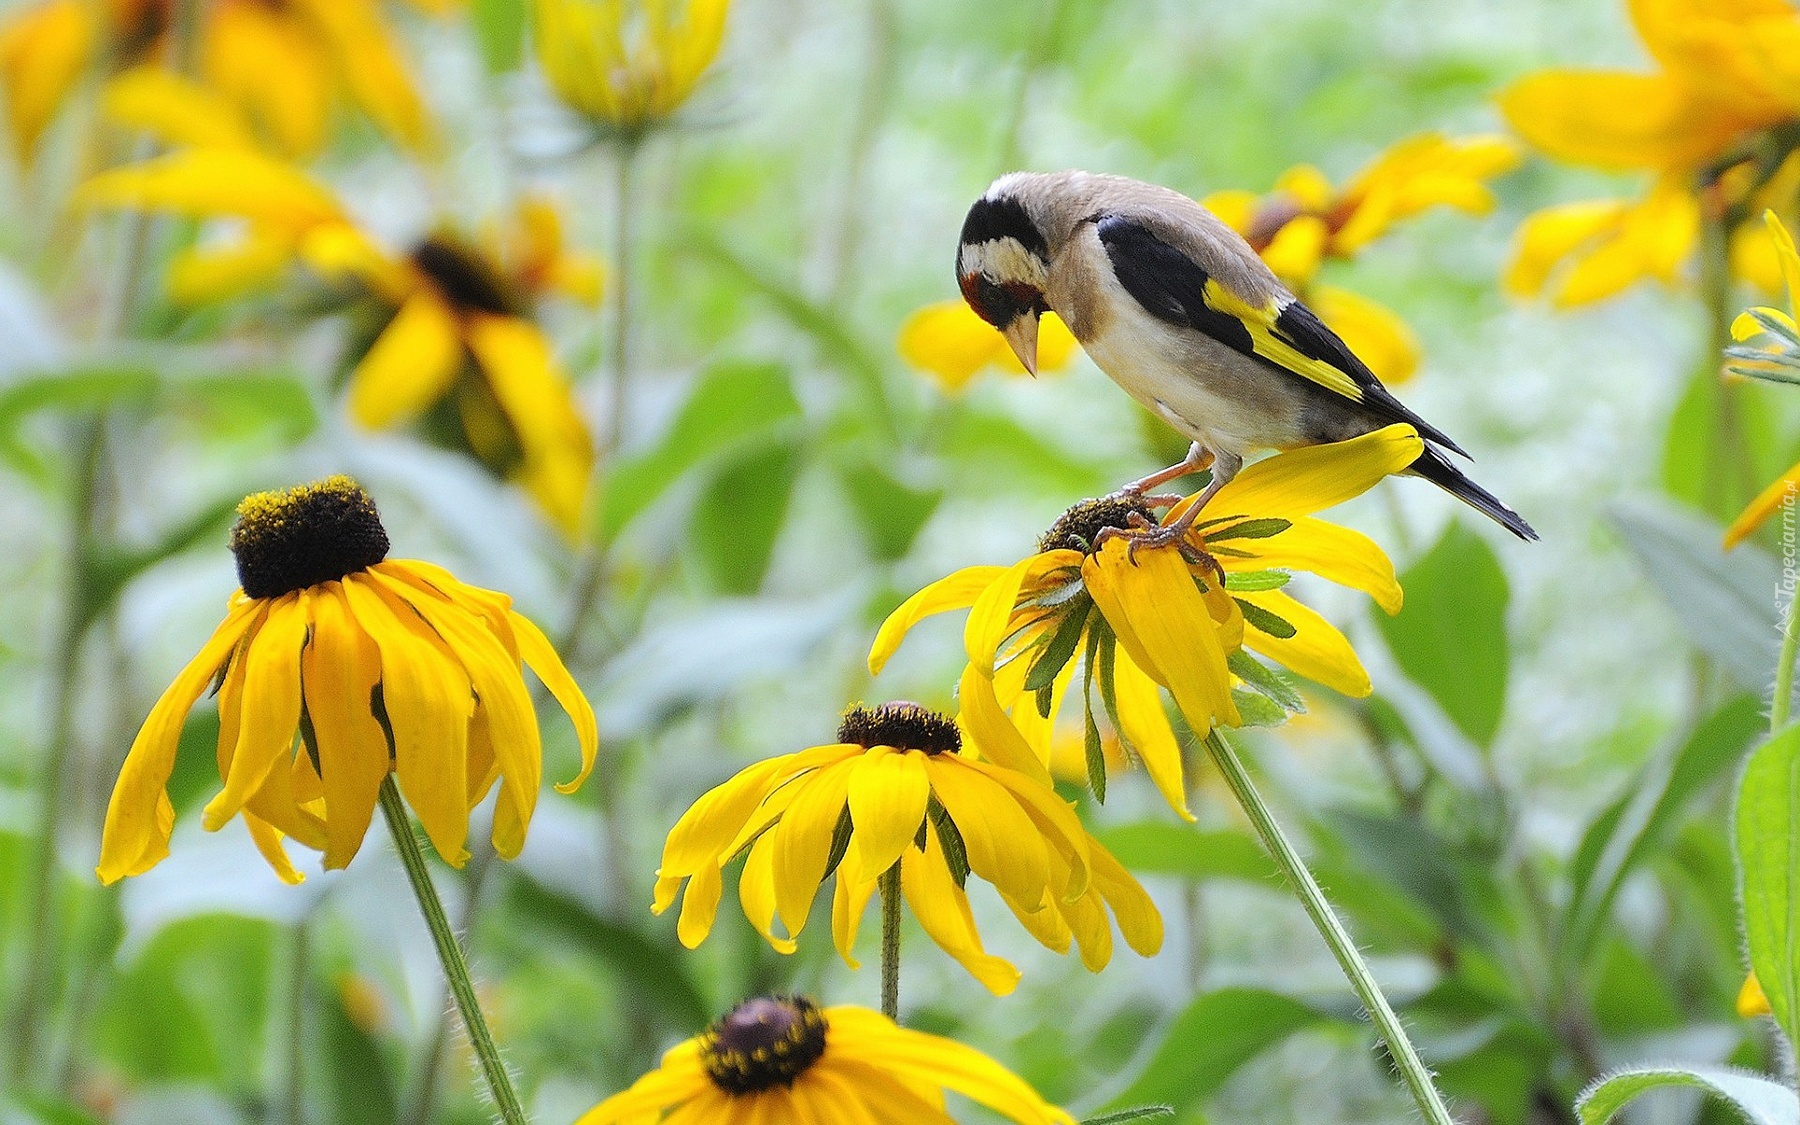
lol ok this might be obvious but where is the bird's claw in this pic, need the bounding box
[1092,515,1226,582]
[1104,488,1184,509]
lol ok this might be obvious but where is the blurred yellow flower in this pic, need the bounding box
[1203,133,1514,382]
[870,425,1419,819]
[577,996,1076,1125]
[0,0,431,164]
[652,702,1160,994]
[1500,0,1800,305]
[82,150,601,538]
[1725,211,1800,548]
[896,300,1079,393]
[533,0,728,133]
[97,477,597,884]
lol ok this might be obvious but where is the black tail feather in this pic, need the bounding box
[1405,448,1537,541]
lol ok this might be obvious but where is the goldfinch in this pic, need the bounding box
[956,170,1536,541]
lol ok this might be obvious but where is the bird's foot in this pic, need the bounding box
[1105,487,1185,509]
[1093,513,1221,578]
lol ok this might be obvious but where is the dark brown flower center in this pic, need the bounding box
[230,476,390,599]
[410,235,523,317]
[837,702,961,755]
[700,996,829,1094]
[1038,496,1157,554]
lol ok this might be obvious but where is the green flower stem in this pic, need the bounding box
[1699,208,1757,515]
[379,778,529,1125]
[402,845,497,1125]
[6,416,102,1089]
[1201,730,1455,1125]
[285,918,311,1125]
[880,863,902,1020]
[1772,552,1800,732]
[603,136,640,461]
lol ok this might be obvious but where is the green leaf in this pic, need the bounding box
[837,454,942,560]
[600,360,801,540]
[1376,520,1510,748]
[1661,363,1782,521]
[0,366,157,484]
[1564,694,1764,966]
[690,432,804,594]
[1230,687,1288,726]
[1228,651,1304,713]
[1105,988,1329,1113]
[1222,568,1291,592]
[1578,1065,1800,1125]
[1083,622,1107,802]
[1737,722,1800,1047]
[1610,499,1782,694]
[1206,517,1291,541]
[504,877,710,1030]
[1082,1109,1175,1125]
[319,970,399,1125]
[1024,603,1088,691]
[1097,822,1279,884]
[1322,809,1486,943]
[1233,596,1296,639]
[471,0,528,73]
[87,493,242,612]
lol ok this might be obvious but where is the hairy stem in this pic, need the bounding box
[1202,730,1456,1125]
[880,863,902,1020]
[379,779,528,1125]
[1773,550,1800,731]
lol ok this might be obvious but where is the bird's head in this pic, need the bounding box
[957,178,1053,374]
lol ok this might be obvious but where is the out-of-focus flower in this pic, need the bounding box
[652,702,1160,994]
[82,150,601,537]
[0,0,433,164]
[97,477,597,884]
[897,300,1079,393]
[1740,972,1773,1018]
[870,426,1419,818]
[576,995,1076,1125]
[1204,133,1517,383]
[1725,211,1800,547]
[533,0,728,134]
[1500,0,1800,306]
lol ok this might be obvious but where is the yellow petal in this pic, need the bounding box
[1110,648,1192,820]
[771,758,857,936]
[1724,458,1800,549]
[830,849,877,968]
[897,301,1006,392]
[166,229,299,306]
[203,593,309,832]
[1740,972,1774,1018]
[738,832,797,954]
[1238,515,1403,614]
[825,1008,1076,1125]
[1506,199,1630,299]
[1310,286,1420,386]
[1498,70,1737,172]
[1236,588,1372,697]
[845,748,930,878]
[465,313,596,540]
[969,758,1091,899]
[1200,189,1258,234]
[340,576,474,866]
[675,860,722,949]
[1089,839,1163,957]
[1766,209,1800,316]
[1261,215,1327,286]
[301,583,390,870]
[955,663,1054,786]
[104,66,256,150]
[97,598,264,883]
[965,552,1072,676]
[0,0,93,163]
[347,292,463,429]
[921,754,1050,910]
[504,605,599,793]
[1082,540,1235,732]
[900,841,1021,996]
[869,565,1007,675]
[1274,164,1333,211]
[1204,424,1424,521]
[661,0,730,114]
[81,149,344,229]
[1551,179,1699,307]
[243,812,305,884]
[660,756,792,876]
[201,0,332,158]
[290,0,434,151]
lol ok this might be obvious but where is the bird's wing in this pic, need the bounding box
[1094,214,1467,457]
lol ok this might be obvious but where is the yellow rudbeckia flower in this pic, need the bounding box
[533,0,729,135]
[870,425,1419,820]
[81,150,601,539]
[1500,0,1800,306]
[1202,133,1514,383]
[97,477,598,885]
[577,995,1075,1125]
[896,300,1079,393]
[1724,211,1800,548]
[1740,972,1774,1018]
[652,702,1161,995]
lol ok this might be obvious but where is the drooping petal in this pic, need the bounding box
[845,748,931,878]
[465,313,595,539]
[97,597,264,883]
[831,852,877,968]
[956,664,1054,785]
[771,758,857,936]
[966,758,1090,900]
[1082,540,1236,733]
[1089,841,1164,957]
[166,230,300,306]
[103,66,257,150]
[1109,648,1192,820]
[738,832,798,954]
[920,755,1049,910]
[503,604,598,792]
[901,840,1022,996]
[868,565,1006,674]
[81,148,345,230]
[341,575,474,865]
[203,593,309,832]
[301,583,390,870]
[825,1008,1076,1125]
[965,553,1062,676]
[243,812,304,884]
[1237,588,1372,697]
[1724,458,1800,548]
[675,860,723,949]
[0,0,92,163]
[1498,70,1739,172]
[291,0,433,151]
[1240,516,1403,614]
[346,293,463,429]
[1261,214,1328,285]
[1311,286,1420,386]
[659,755,795,877]
[202,0,332,157]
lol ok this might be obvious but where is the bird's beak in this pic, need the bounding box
[1002,314,1040,376]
